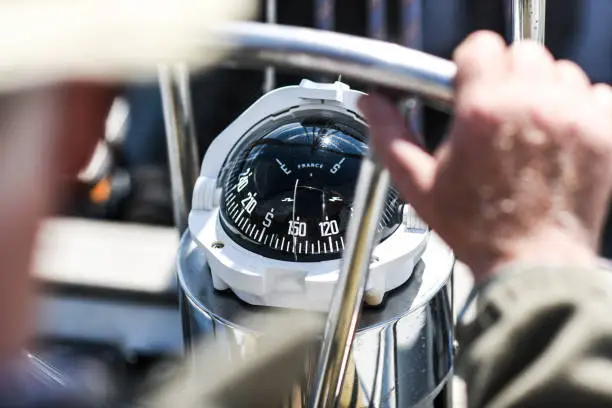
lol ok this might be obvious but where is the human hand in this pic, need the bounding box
[359,32,612,281]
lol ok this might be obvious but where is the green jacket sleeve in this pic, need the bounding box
[456,264,612,408]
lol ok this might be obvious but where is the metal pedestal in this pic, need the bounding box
[178,232,454,407]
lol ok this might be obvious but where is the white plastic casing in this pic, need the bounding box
[189,80,429,311]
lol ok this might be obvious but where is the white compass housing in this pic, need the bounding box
[189,79,429,311]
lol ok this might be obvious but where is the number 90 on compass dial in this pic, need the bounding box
[219,115,403,262]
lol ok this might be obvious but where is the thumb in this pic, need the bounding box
[358,94,436,220]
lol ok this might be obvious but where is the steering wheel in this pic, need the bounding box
[167,21,457,408]
[210,22,456,102]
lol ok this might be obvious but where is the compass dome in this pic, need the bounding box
[218,111,403,262]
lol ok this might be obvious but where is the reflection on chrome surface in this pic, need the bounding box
[178,232,454,407]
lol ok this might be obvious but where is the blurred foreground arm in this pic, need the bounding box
[360,32,612,407]
[0,0,256,361]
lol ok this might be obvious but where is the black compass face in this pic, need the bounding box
[219,113,403,262]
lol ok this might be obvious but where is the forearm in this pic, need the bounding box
[0,84,114,361]
[457,263,612,408]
